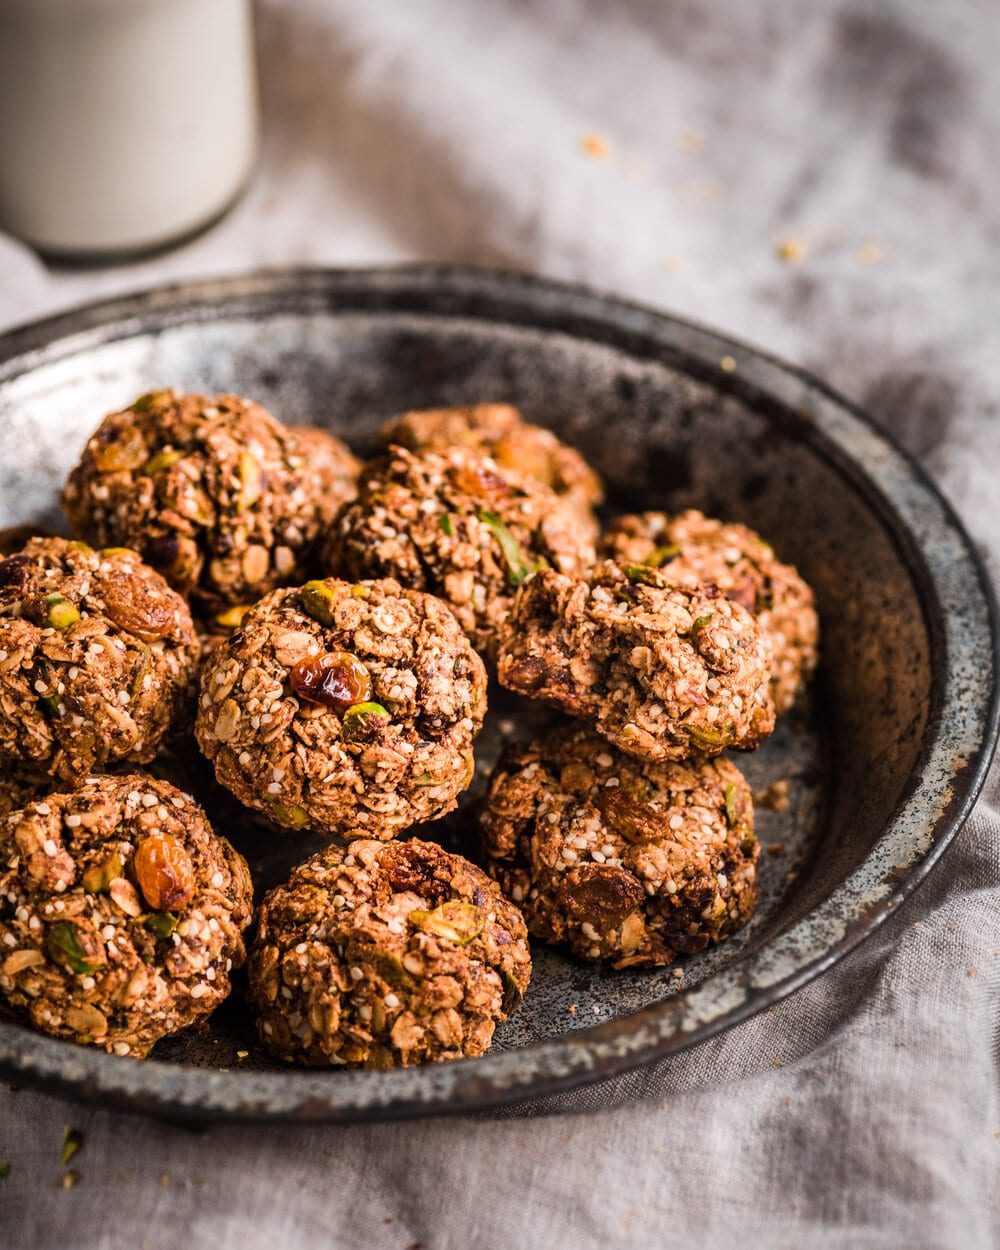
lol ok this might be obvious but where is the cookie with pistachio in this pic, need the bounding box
[63,390,331,611]
[480,726,758,968]
[600,509,818,714]
[0,537,198,785]
[195,576,487,839]
[0,773,252,1055]
[249,837,531,1067]
[322,444,595,658]
[496,560,775,762]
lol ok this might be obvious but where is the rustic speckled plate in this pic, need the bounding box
[0,267,996,1123]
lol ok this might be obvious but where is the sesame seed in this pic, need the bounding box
[112,1041,130,1055]
[189,984,208,999]
[101,925,116,939]
[384,993,400,1009]
[210,871,224,888]
[42,840,57,857]
[349,966,364,982]
[669,814,684,830]
[118,690,131,705]
[170,796,185,809]
[295,943,308,954]
[266,783,282,795]
[141,793,157,807]
[34,803,51,816]
[80,976,95,990]
[596,753,613,768]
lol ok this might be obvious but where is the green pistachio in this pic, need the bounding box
[82,851,124,895]
[44,593,80,631]
[723,783,739,829]
[142,912,178,938]
[341,702,391,743]
[60,1128,83,1166]
[622,564,660,586]
[46,922,104,975]
[131,390,173,413]
[371,952,415,992]
[501,969,524,1015]
[642,544,680,567]
[687,721,735,750]
[141,448,184,475]
[438,513,455,537]
[300,580,337,627]
[269,802,310,830]
[477,510,532,588]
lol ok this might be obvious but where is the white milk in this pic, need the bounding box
[0,0,258,257]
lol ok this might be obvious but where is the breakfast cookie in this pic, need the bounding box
[600,510,818,714]
[0,773,252,1055]
[63,390,329,611]
[0,538,198,785]
[496,560,775,761]
[195,577,487,839]
[479,726,758,968]
[248,837,531,1067]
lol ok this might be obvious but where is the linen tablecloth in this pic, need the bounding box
[1,2,998,1245]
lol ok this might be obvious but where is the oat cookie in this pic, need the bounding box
[480,726,758,968]
[0,538,198,784]
[195,577,487,839]
[249,837,531,1067]
[323,445,595,657]
[600,510,818,713]
[0,773,252,1054]
[497,560,775,761]
[379,403,603,527]
[63,390,329,611]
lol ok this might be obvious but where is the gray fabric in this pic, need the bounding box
[1,1,999,1244]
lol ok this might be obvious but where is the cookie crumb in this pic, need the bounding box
[581,132,612,161]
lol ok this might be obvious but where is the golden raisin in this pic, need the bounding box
[451,460,511,500]
[133,834,196,912]
[101,571,178,641]
[290,651,372,711]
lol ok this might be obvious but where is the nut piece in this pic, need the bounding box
[480,726,758,968]
[600,510,818,714]
[248,838,532,1067]
[195,577,487,840]
[0,773,252,1055]
[62,391,339,610]
[496,560,775,762]
[133,833,196,911]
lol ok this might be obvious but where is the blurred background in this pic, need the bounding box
[1,0,997,557]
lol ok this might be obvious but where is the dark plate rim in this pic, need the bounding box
[0,264,996,1123]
